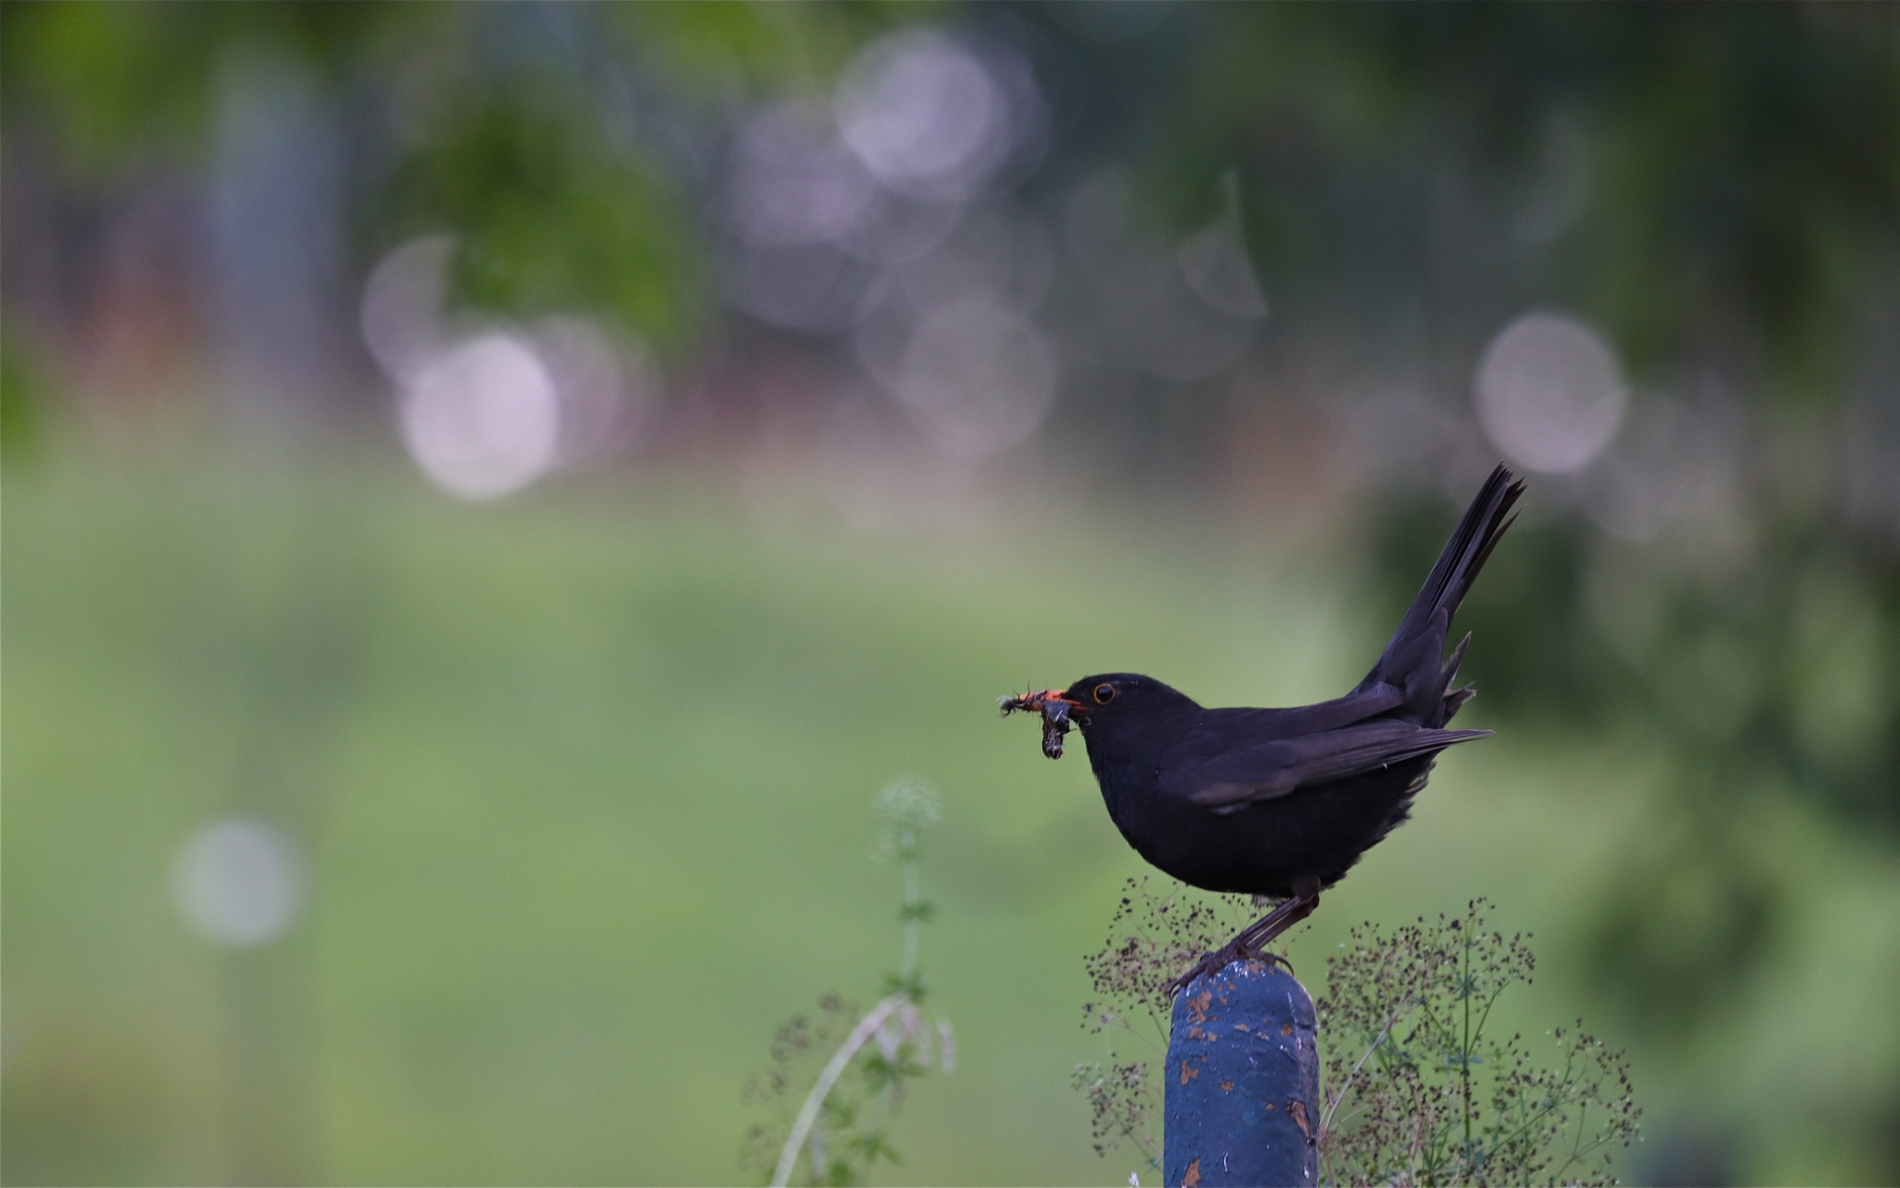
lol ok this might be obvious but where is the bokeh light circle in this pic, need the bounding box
[1475,311,1626,474]
[724,101,877,247]
[360,234,456,382]
[172,818,307,947]
[836,30,1013,203]
[398,333,562,500]
[895,298,1057,458]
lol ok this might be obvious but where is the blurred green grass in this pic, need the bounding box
[6,438,1898,1185]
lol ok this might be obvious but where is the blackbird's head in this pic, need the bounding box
[1054,673,1198,729]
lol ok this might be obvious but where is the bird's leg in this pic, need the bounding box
[1164,881,1321,999]
[1233,887,1318,958]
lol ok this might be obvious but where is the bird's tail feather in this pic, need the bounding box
[1363,464,1525,694]
[1402,464,1523,639]
[1360,467,1520,718]
[1440,631,1476,722]
[1442,631,1472,685]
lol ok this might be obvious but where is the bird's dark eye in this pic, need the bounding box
[1093,683,1116,705]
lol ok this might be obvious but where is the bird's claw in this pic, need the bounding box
[1234,937,1297,976]
[1163,943,1296,999]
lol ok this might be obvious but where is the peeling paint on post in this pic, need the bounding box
[1163,960,1318,1188]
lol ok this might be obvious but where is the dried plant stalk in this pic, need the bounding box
[1073,887,1641,1188]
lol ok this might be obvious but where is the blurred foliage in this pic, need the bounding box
[6,2,1900,1183]
[1368,482,1900,1029]
[0,2,949,357]
[1091,1,1900,1033]
[8,440,1899,1185]
[376,71,708,349]
[608,2,912,99]
[4,2,808,357]
[1135,3,1900,386]
[3,3,341,174]
[1,330,50,460]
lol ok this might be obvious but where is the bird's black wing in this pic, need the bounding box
[1186,682,1407,742]
[1162,719,1491,813]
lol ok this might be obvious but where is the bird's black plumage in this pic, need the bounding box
[1005,464,1526,991]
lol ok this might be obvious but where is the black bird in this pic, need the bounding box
[1003,465,1525,994]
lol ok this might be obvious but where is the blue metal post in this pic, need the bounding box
[1164,960,1319,1188]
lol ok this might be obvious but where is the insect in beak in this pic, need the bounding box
[999,688,1084,760]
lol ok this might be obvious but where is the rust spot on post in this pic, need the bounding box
[1187,990,1213,1025]
[1220,1080,1234,1092]
[1182,1156,1201,1187]
[1180,1059,1200,1084]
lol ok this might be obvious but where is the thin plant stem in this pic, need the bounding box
[1323,1007,1404,1133]
[1461,924,1474,1163]
[900,852,920,983]
[770,993,907,1188]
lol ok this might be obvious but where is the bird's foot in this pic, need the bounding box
[1163,951,1224,1000]
[1235,940,1297,976]
[1163,942,1295,999]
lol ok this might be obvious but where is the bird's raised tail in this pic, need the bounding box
[1358,464,1526,720]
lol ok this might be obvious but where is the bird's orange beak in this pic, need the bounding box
[999,688,1084,715]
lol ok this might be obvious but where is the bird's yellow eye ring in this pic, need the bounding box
[1093,683,1116,705]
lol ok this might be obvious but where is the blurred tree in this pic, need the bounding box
[1078,0,1900,1039]
[6,3,1899,1167]
[1,2,811,364]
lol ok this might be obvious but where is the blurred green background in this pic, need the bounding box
[5,3,1899,1184]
